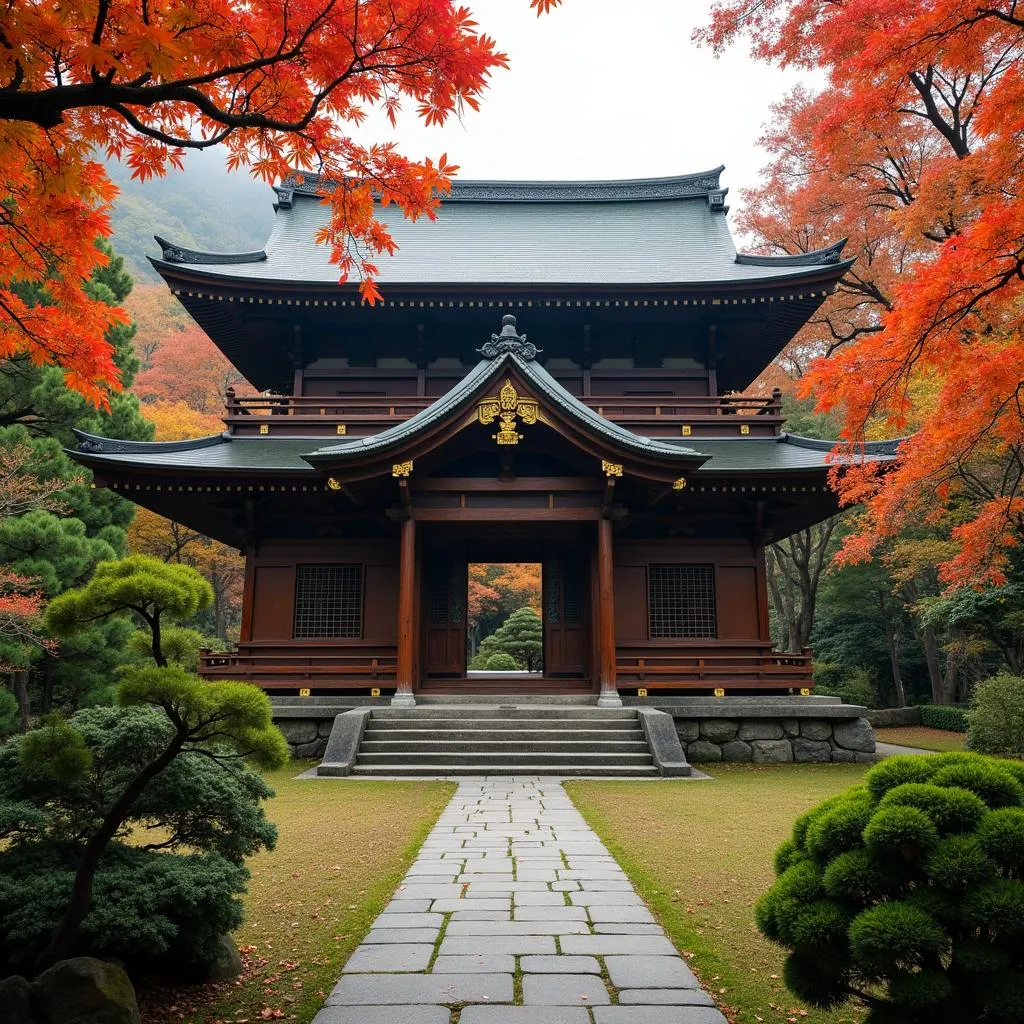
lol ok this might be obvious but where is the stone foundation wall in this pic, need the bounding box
[867,706,921,728]
[675,716,876,763]
[277,718,333,759]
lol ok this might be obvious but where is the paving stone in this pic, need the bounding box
[394,883,465,899]
[363,913,443,929]
[520,955,600,974]
[379,900,432,914]
[432,954,516,973]
[312,1006,451,1024]
[569,890,646,907]
[431,898,509,912]
[459,1008,590,1024]
[438,935,557,955]
[588,905,655,924]
[362,928,440,944]
[446,919,590,935]
[514,905,588,921]
[513,891,569,906]
[450,910,511,921]
[619,990,716,1006]
[327,973,512,1005]
[560,935,678,956]
[343,943,434,973]
[604,956,701,989]
[594,1008,728,1024]
[595,923,665,934]
[523,973,611,1005]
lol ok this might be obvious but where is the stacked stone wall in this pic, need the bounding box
[674,717,876,764]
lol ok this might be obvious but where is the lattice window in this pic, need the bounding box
[648,565,717,639]
[563,569,584,624]
[294,565,362,639]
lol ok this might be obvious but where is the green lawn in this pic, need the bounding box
[137,765,454,1024]
[567,766,872,1024]
[874,725,966,752]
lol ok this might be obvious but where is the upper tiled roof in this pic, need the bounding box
[151,168,851,288]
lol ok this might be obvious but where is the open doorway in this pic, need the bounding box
[467,563,543,675]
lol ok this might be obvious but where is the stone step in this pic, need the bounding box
[372,706,638,721]
[360,739,651,754]
[363,726,643,740]
[355,750,656,767]
[369,714,639,730]
[351,762,660,777]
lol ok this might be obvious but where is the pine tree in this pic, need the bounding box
[479,607,544,672]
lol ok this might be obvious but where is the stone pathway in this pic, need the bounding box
[313,777,726,1024]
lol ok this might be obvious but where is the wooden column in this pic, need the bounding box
[392,515,417,706]
[596,516,622,708]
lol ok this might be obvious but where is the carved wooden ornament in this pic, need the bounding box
[477,379,539,445]
[392,460,414,477]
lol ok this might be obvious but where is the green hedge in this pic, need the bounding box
[920,705,969,732]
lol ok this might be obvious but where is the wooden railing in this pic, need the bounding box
[199,642,397,690]
[223,388,785,438]
[616,641,813,691]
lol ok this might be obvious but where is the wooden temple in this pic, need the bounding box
[72,168,897,706]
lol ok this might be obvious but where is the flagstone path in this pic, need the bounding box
[313,777,726,1024]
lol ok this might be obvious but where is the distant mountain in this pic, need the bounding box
[105,150,277,282]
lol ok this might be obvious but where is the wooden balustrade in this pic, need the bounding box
[199,643,398,689]
[616,642,813,690]
[222,388,785,438]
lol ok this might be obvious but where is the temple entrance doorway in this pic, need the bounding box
[420,528,592,690]
[467,563,544,676]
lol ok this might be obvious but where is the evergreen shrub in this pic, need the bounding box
[485,652,519,671]
[0,688,17,735]
[758,751,1024,1022]
[813,665,878,708]
[921,705,970,732]
[966,674,1024,758]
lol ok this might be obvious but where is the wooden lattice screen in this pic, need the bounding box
[648,564,717,639]
[293,565,363,638]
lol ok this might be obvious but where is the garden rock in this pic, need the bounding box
[0,974,36,1024]
[800,720,832,741]
[699,719,739,742]
[792,737,832,763]
[34,957,140,1024]
[738,720,783,741]
[686,741,723,762]
[833,718,875,753]
[830,749,857,763]
[751,739,793,763]
[203,935,244,982]
[782,718,800,737]
[721,740,752,762]
[295,738,327,758]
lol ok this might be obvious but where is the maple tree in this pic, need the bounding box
[467,562,541,657]
[0,1,562,410]
[700,1,1024,587]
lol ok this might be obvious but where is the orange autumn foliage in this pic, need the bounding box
[0,2,553,405]
[700,1,1024,586]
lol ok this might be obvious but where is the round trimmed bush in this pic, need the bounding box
[758,751,1024,1022]
[485,652,519,671]
[966,673,1024,757]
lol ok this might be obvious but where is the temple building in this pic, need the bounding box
[72,168,897,711]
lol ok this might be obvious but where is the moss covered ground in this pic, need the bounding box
[137,764,454,1024]
[567,765,872,1024]
[874,725,967,752]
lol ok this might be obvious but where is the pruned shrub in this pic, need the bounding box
[758,751,1024,1022]
[485,652,519,671]
[0,688,18,736]
[920,704,969,732]
[966,674,1024,757]
[813,665,877,708]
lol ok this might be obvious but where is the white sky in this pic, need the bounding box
[349,1,812,223]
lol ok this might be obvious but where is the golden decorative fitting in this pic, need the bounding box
[327,478,342,491]
[336,424,347,435]
[370,687,381,698]
[299,688,311,698]
[681,425,692,436]
[259,424,269,435]
[740,423,750,435]
[477,378,539,445]
[602,460,623,478]
[800,687,811,697]
[673,477,687,491]
[637,687,648,698]
[713,687,726,698]
[392,460,413,478]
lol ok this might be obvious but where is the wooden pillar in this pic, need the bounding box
[596,517,622,708]
[393,515,417,707]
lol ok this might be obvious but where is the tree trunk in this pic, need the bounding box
[41,659,54,713]
[940,629,965,705]
[921,624,945,704]
[887,632,907,707]
[12,669,29,732]
[35,725,188,971]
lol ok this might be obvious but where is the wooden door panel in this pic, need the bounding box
[545,550,588,676]
[423,548,466,676]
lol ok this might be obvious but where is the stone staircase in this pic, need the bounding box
[348,705,662,777]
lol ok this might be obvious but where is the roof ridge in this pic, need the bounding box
[73,428,228,455]
[781,432,905,456]
[276,168,727,205]
[735,239,848,268]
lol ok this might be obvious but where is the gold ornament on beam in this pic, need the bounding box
[392,460,413,478]
[477,379,539,446]
[326,477,342,491]
[602,460,623,478]
[673,477,687,491]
